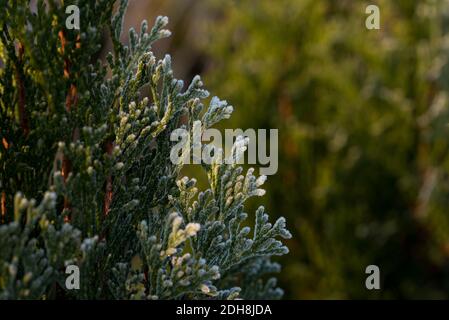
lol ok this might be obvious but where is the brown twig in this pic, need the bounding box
[103,140,114,217]
[2,138,9,149]
[2,137,9,223]
[58,30,80,222]
[1,192,6,223]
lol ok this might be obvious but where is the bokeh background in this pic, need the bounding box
[116,0,449,299]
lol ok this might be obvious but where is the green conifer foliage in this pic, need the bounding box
[0,0,290,299]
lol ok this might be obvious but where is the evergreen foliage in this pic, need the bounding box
[0,0,291,299]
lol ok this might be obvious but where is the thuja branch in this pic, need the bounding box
[0,1,290,300]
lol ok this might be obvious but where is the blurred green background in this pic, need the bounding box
[120,0,449,299]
